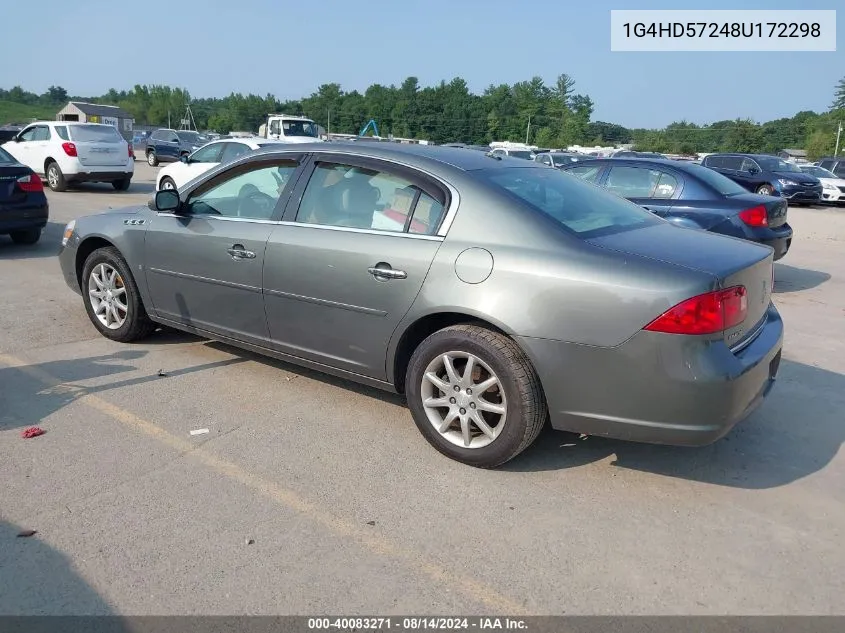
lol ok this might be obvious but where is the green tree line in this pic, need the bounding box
[2,75,843,158]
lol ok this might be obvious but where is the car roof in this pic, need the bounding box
[563,157,714,175]
[251,142,542,172]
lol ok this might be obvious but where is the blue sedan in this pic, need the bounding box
[561,158,794,261]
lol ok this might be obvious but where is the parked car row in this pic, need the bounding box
[59,142,783,468]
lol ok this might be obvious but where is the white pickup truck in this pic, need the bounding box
[258,114,323,143]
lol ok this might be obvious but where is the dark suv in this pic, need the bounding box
[817,157,845,178]
[145,129,207,166]
[702,153,822,205]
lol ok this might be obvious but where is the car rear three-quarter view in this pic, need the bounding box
[57,144,783,468]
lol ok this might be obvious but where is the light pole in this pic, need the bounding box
[835,122,843,156]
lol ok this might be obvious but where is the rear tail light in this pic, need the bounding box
[16,174,43,193]
[644,286,747,335]
[128,143,133,157]
[62,142,77,157]
[739,204,768,227]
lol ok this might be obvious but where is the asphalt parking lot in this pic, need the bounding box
[1,161,843,616]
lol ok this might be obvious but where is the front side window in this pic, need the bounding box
[18,126,38,142]
[296,162,444,234]
[482,166,660,238]
[186,162,297,220]
[605,166,661,198]
[740,158,758,172]
[176,131,201,145]
[756,156,801,172]
[189,143,223,163]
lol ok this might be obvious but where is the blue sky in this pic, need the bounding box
[1,0,842,128]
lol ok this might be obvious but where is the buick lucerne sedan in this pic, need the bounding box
[58,144,783,468]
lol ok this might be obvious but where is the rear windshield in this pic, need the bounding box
[507,151,533,160]
[482,167,661,238]
[69,125,123,143]
[0,147,16,163]
[685,163,748,196]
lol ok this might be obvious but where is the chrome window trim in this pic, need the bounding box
[154,212,445,240]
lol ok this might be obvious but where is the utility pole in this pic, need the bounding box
[835,122,843,157]
[327,109,331,138]
[525,116,531,145]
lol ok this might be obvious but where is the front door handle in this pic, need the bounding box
[368,264,407,280]
[227,244,256,260]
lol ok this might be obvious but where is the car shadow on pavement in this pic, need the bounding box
[67,181,155,195]
[0,221,63,260]
[0,349,245,432]
[505,358,844,490]
[0,519,117,616]
[774,263,830,293]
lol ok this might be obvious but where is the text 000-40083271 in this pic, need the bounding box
[610,10,836,51]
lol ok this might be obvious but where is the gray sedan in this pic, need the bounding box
[58,143,783,468]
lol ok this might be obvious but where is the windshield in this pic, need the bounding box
[282,120,319,138]
[757,157,802,172]
[482,166,661,238]
[685,163,749,196]
[176,131,202,144]
[801,166,836,179]
[0,147,16,163]
[69,124,123,143]
[507,150,533,160]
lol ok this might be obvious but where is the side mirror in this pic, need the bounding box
[152,189,180,212]
[180,154,189,164]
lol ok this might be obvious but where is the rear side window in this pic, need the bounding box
[567,164,603,183]
[220,142,251,163]
[0,147,15,163]
[54,126,69,141]
[69,125,122,143]
[482,167,660,238]
[296,162,445,235]
[605,166,661,198]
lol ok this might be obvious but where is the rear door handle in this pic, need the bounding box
[368,265,407,280]
[227,244,256,260]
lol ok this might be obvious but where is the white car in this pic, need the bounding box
[1,121,133,192]
[156,137,283,191]
[799,164,845,204]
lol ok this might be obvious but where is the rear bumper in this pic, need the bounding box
[756,223,793,261]
[67,170,133,183]
[517,303,783,446]
[0,202,49,233]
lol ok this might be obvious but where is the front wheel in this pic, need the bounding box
[159,176,176,191]
[405,324,547,468]
[81,247,156,343]
[756,184,774,196]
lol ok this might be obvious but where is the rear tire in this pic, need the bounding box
[81,247,156,343]
[113,177,131,191]
[147,151,158,167]
[756,184,774,196]
[9,228,41,245]
[405,324,547,468]
[46,162,67,192]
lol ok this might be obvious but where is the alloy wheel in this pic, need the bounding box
[420,351,507,449]
[88,263,128,330]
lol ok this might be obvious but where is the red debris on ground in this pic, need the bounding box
[21,427,45,439]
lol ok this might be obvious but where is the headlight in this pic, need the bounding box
[777,179,797,186]
[822,182,836,190]
[61,220,76,246]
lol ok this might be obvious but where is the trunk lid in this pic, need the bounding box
[0,165,35,203]
[588,223,774,347]
[69,125,127,167]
